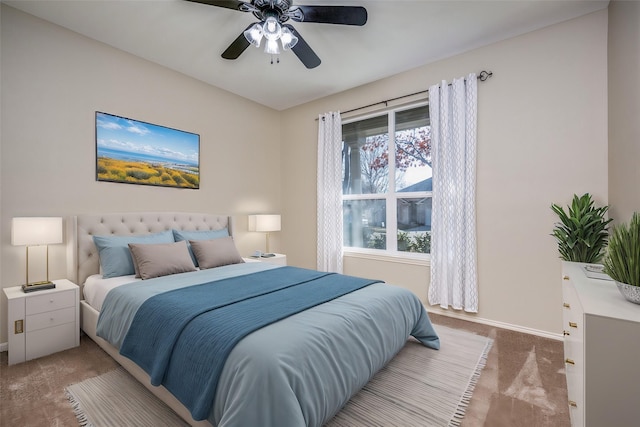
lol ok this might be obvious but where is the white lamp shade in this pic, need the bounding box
[12,217,63,246]
[248,214,281,232]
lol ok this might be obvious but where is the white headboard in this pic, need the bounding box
[68,212,232,288]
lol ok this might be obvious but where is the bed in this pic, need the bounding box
[71,212,440,427]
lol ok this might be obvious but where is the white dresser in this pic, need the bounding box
[4,279,79,365]
[561,262,640,427]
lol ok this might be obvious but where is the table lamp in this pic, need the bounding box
[11,217,63,287]
[248,214,281,255]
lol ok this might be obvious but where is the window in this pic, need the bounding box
[342,104,431,256]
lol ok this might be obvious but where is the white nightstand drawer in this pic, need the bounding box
[26,306,75,332]
[26,289,75,315]
[26,322,78,360]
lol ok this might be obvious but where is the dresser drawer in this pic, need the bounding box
[26,289,75,315]
[26,306,75,332]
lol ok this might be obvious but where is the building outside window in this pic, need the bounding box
[342,103,432,256]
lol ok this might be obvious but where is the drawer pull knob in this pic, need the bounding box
[50,299,54,303]
[563,330,570,336]
[563,303,571,308]
[565,358,575,365]
[563,276,570,281]
[569,400,577,407]
[569,322,578,328]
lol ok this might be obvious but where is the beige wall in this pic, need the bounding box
[0,6,619,344]
[608,0,640,224]
[0,5,282,342]
[281,10,609,335]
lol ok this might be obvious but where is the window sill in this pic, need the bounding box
[343,248,430,267]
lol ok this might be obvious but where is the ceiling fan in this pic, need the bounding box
[185,0,368,69]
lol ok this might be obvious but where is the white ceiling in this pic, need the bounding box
[4,0,608,110]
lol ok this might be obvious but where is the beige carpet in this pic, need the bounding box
[65,325,492,427]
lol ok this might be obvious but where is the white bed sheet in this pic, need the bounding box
[83,274,140,311]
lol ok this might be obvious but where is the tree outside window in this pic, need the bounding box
[342,104,431,255]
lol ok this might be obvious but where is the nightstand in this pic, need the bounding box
[3,279,79,365]
[250,253,287,266]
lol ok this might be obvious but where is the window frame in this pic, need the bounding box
[341,101,431,261]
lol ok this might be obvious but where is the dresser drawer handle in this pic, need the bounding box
[563,330,570,336]
[565,358,575,365]
[569,322,578,328]
[563,303,570,308]
[568,400,577,407]
[563,276,570,281]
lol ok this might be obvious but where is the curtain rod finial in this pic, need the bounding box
[478,70,493,81]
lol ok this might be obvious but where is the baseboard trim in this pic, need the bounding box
[426,308,564,341]
[0,342,7,353]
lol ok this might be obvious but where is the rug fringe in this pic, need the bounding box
[65,388,95,427]
[449,338,494,427]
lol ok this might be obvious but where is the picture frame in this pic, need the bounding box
[95,111,200,189]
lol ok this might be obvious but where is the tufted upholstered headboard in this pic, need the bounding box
[69,212,231,288]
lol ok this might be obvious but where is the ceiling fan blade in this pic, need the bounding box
[183,0,248,11]
[292,6,367,26]
[284,25,321,69]
[221,23,255,60]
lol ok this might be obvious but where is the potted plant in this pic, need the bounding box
[603,212,640,304]
[551,193,613,263]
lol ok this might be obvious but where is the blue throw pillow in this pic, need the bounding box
[172,228,229,266]
[93,230,175,278]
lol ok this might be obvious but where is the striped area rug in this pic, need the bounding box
[326,325,493,426]
[65,325,492,427]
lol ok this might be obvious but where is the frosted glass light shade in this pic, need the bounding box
[244,23,264,47]
[264,39,281,55]
[248,214,281,232]
[263,17,281,41]
[280,27,298,50]
[12,217,63,246]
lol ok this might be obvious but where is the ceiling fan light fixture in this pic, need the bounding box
[244,23,264,47]
[280,27,298,50]
[196,0,367,68]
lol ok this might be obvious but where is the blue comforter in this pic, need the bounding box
[97,263,440,427]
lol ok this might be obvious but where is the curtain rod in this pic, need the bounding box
[319,70,493,120]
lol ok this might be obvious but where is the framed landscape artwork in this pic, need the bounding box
[95,112,200,189]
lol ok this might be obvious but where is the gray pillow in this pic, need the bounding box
[172,228,229,266]
[189,237,245,269]
[128,240,197,280]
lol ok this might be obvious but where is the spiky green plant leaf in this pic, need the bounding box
[603,213,640,287]
[550,193,613,263]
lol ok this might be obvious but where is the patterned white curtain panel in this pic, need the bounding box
[428,74,479,312]
[317,112,344,273]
